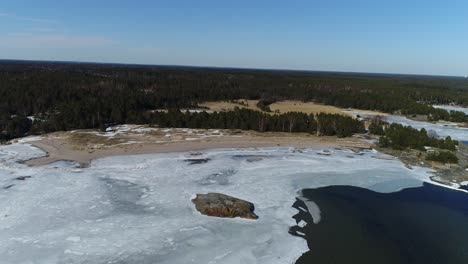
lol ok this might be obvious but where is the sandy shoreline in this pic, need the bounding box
[18,99,389,167]
[20,127,372,166]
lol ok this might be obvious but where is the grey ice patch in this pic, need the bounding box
[367,178,423,193]
[184,158,211,165]
[297,196,321,224]
[101,178,150,214]
[15,176,32,181]
[46,160,80,169]
[56,252,165,264]
[231,155,269,162]
[197,169,236,186]
[246,157,263,162]
[3,184,14,189]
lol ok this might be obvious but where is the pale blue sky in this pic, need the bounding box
[1,0,467,76]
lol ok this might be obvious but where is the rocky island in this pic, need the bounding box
[192,193,258,220]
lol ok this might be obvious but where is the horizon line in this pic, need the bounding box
[0,58,465,79]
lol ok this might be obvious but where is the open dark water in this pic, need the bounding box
[291,183,468,264]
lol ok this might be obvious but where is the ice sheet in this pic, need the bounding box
[348,111,468,141]
[0,144,443,264]
[433,105,468,115]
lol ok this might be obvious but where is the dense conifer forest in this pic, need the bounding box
[426,151,459,163]
[146,108,364,137]
[1,60,468,140]
[376,123,459,151]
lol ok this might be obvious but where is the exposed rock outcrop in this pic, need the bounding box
[192,193,258,220]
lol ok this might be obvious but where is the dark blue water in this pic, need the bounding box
[292,183,468,264]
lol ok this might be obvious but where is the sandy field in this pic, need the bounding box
[200,99,388,116]
[199,100,262,112]
[269,100,345,115]
[18,125,371,166]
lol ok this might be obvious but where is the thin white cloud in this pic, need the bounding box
[7,32,34,37]
[0,12,57,23]
[0,34,114,48]
[31,27,57,32]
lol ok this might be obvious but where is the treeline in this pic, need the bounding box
[427,108,468,122]
[375,123,458,151]
[0,115,32,142]
[147,108,364,137]
[401,104,468,122]
[1,60,468,140]
[426,151,459,163]
[0,108,365,142]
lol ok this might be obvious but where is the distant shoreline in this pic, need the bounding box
[19,127,372,166]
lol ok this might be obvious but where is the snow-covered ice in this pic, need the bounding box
[0,141,442,264]
[383,115,468,141]
[433,105,468,115]
[347,111,468,141]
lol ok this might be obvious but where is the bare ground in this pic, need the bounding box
[21,126,371,166]
[200,99,388,116]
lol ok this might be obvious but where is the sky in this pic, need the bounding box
[1,0,468,76]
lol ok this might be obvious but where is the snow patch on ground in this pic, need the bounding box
[14,136,43,144]
[75,125,228,144]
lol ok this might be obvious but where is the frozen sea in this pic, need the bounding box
[294,183,468,264]
[346,110,468,142]
[0,141,446,264]
[433,105,468,115]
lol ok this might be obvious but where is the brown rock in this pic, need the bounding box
[192,193,258,220]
